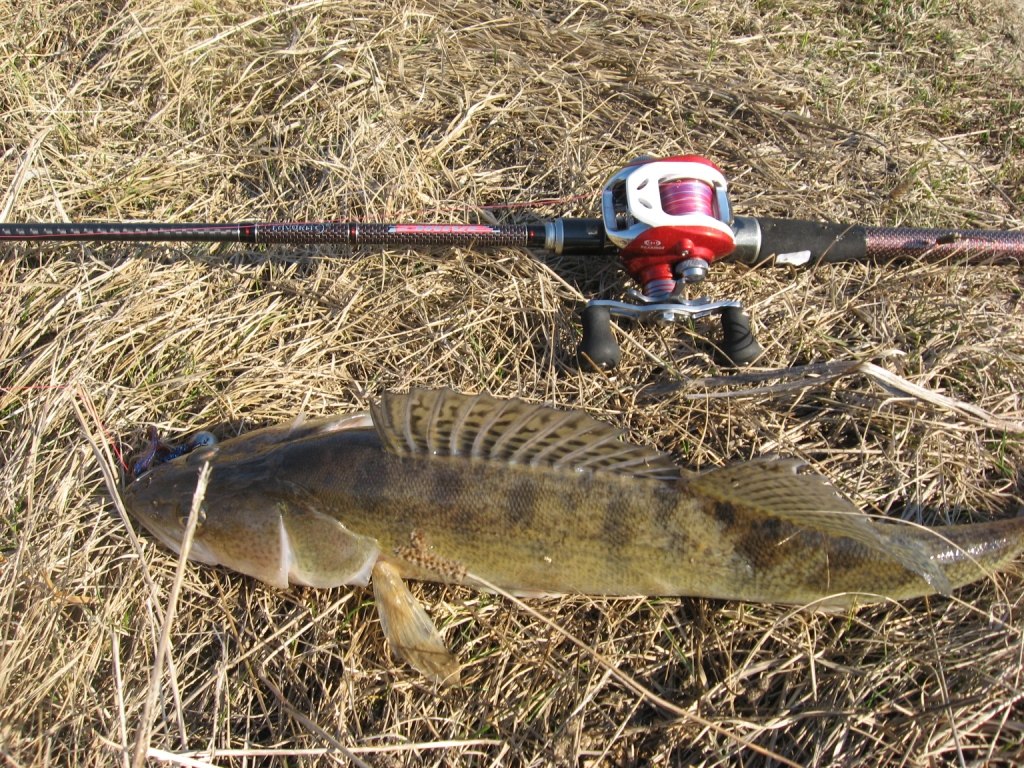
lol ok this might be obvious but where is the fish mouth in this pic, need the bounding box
[133,514,222,567]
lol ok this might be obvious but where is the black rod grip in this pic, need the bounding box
[578,304,621,370]
[756,218,867,265]
[557,218,608,254]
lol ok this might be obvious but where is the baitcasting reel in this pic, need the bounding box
[576,155,761,371]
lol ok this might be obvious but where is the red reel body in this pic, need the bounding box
[601,155,736,297]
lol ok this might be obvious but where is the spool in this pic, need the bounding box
[659,178,716,220]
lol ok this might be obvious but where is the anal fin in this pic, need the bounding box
[371,561,461,685]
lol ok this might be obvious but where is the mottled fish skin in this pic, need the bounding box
[123,390,1024,679]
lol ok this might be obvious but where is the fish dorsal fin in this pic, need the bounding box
[689,460,953,594]
[371,388,680,481]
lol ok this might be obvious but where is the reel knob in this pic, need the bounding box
[577,304,621,371]
[676,257,709,283]
[718,306,762,365]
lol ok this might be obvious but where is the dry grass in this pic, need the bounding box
[2,0,1023,765]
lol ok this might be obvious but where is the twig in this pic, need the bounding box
[131,462,212,768]
[652,358,1024,433]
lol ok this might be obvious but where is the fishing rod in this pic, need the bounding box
[3,155,1022,370]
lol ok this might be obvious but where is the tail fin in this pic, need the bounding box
[905,515,1024,593]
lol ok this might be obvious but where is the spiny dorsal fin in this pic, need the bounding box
[371,388,680,481]
[688,460,953,594]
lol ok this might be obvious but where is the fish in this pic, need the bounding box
[123,388,1024,683]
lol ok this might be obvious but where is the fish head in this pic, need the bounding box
[123,431,380,590]
[122,442,269,574]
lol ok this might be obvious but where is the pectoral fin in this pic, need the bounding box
[372,561,461,685]
[279,492,380,588]
[691,460,954,595]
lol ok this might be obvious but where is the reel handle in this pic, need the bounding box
[576,302,761,371]
[718,306,762,365]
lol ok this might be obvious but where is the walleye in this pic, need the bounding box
[124,389,1024,683]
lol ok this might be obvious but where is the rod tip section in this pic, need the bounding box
[577,304,621,371]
